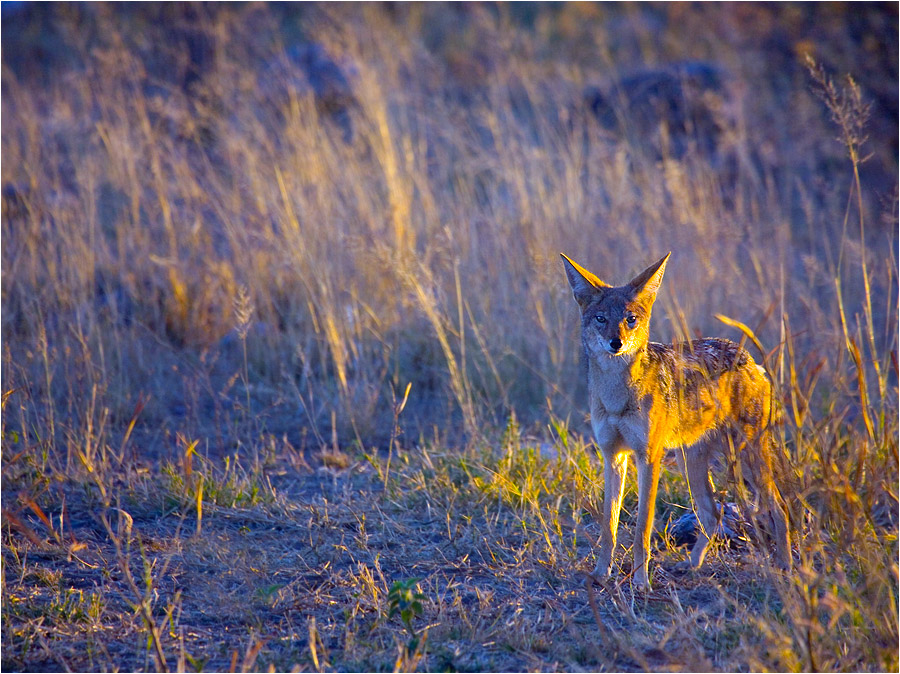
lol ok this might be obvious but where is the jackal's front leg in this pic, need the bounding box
[594,450,628,580]
[634,456,662,590]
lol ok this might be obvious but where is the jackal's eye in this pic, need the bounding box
[626,315,637,327]
[595,314,607,324]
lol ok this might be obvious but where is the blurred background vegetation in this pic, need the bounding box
[2,1,896,451]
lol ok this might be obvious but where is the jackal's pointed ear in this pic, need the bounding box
[629,252,670,298]
[560,253,609,306]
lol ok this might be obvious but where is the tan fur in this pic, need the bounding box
[561,252,791,590]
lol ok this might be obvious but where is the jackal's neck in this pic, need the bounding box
[586,343,649,412]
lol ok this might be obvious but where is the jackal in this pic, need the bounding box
[561,252,791,590]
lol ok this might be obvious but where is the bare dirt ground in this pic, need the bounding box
[4,429,896,672]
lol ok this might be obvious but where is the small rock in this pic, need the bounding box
[666,502,747,548]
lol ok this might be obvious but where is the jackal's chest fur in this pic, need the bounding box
[588,355,653,456]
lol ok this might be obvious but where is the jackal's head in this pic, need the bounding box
[560,252,670,358]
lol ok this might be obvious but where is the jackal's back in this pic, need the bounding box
[643,337,775,447]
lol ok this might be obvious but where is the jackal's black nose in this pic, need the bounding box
[609,338,622,352]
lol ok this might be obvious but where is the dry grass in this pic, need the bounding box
[2,4,898,672]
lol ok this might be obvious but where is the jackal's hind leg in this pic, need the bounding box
[763,486,791,570]
[739,435,792,571]
[682,443,720,569]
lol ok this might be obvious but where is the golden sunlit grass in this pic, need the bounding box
[2,4,897,672]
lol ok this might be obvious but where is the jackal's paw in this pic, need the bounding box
[672,560,694,575]
[586,572,606,587]
[775,555,793,572]
[590,562,613,581]
[588,571,612,588]
[632,569,651,592]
